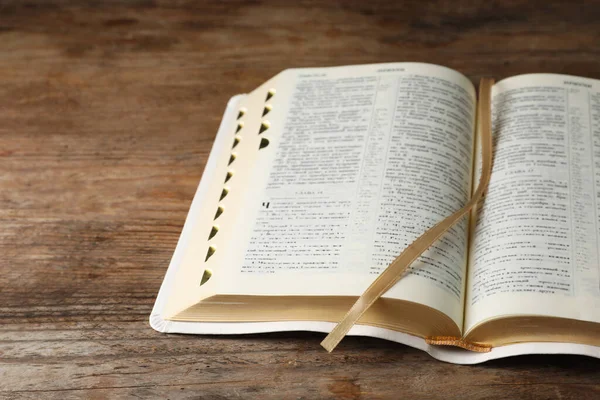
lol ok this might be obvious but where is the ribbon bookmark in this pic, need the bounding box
[321,78,495,352]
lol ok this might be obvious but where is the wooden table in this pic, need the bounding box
[2,1,600,398]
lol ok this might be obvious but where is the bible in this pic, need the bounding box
[150,63,600,364]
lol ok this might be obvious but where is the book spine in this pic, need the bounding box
[425,336,492,353]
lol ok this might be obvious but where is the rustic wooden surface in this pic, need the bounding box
[2,0,600,398]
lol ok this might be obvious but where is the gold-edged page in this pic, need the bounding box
[162,72,291,318]
[465,74,600,334]
[203,63,477,329]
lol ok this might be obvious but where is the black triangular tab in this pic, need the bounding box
[219,188,229,201]
[214,206,224,220]
[259,137,270,149]
[259,122,269,134]
[205,246,216,261]
[200,269,213,285]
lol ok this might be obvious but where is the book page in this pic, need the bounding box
[465,74,600,333]
[212,63,476,327]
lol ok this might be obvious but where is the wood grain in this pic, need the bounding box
[1,0,600,398]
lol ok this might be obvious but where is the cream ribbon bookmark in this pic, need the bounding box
[321,78,495,352]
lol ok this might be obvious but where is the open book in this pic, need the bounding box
[150,63,600,364]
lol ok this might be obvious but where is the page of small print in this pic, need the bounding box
[465,74,600,332]
[217,63,600,334]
